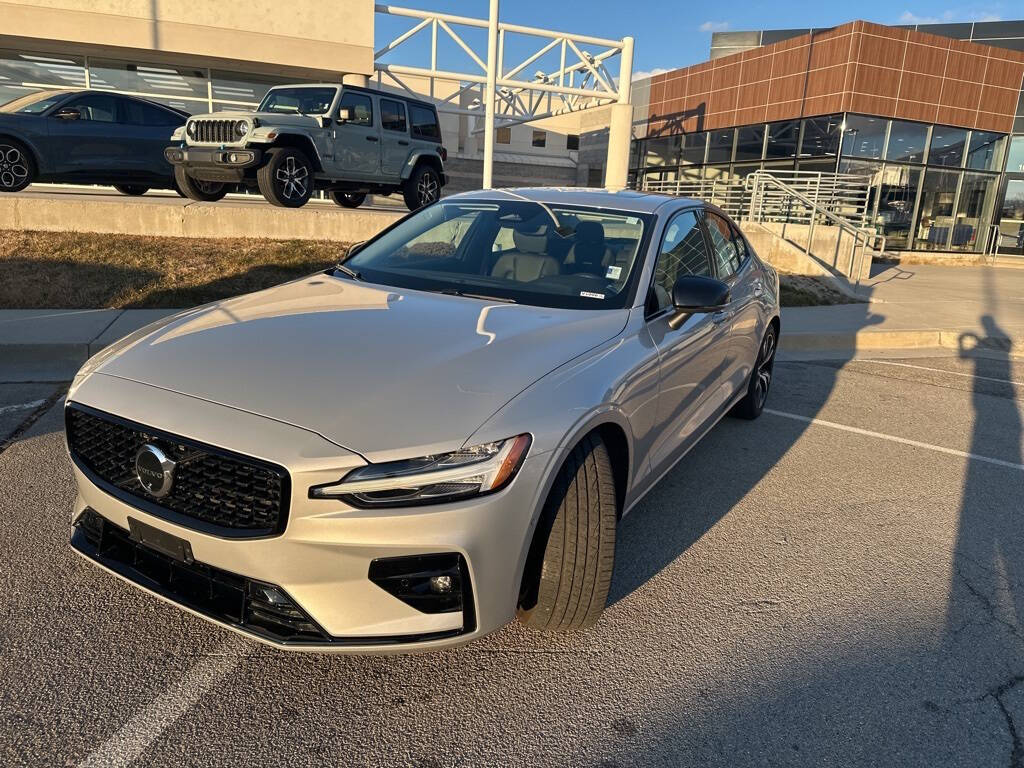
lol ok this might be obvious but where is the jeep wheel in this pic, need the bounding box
[0,140,35,193]
[258,147,314,208]
[114,184,149,196]
[517,433,617,632]
[402,164,441,210]
[174,167,227,202]
[329,191,366,209]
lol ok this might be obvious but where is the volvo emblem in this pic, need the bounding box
[134,444,176,498]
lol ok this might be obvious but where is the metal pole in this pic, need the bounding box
[482,0,499,189]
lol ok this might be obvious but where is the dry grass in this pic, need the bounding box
[0,230,346,309]
[778,273,862,307]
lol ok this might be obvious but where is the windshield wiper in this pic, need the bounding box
[439,289,517,304]
[334,264,363,281]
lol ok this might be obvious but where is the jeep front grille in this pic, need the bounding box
[65,403,289,538]
[189,118,245,144]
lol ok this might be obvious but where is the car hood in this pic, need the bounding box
[93,275,629,461]
[194,110,319,129]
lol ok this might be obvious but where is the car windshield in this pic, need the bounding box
[0,90,66,114]
[257,87,337,115]
[341,199,653,310]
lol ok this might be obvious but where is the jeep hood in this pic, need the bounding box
[195,110,321,129]
[91,275,628,461]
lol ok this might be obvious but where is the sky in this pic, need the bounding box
[374,0,1016,79]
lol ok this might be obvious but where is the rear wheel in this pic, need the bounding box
[0,139,35,192]
[731,323,777,420]
[402,164,441,210]
[257,147,314,208]
[114,184,149,196]
[329,191,366,209]
[173,167,227,202]
[517,433,617,632]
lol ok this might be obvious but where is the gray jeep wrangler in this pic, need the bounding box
[165,84,446,210]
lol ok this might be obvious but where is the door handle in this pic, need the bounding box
[398,140,410,146]
[366,135,379,142]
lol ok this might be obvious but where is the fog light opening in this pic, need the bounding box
[430,575,453,594]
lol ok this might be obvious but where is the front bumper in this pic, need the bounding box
[165,146,262,182]
[67,374,550,653]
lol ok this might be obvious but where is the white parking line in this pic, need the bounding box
[78,648,241,768]
[854,359,1024,387]
[0,399,46,416]
[764,408,1024,472]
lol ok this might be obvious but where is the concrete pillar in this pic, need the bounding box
[343,73,369,87]
[482,0,500,189]
[604,103,633,190]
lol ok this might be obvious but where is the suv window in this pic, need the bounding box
[704,210,742,278]
[120,98,181,127]
[381,99,407,133]
[409,104,441,141]
[339,92,372,126]
[649,209,711,314]
[65,94,117,122]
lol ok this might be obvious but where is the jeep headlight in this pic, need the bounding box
[310,435,531,508]
[236,120,249,136]
[186,120,196,137]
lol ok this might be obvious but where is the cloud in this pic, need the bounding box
[699,21,730,33]
[631,67,670,82]
[897,9,1001,24]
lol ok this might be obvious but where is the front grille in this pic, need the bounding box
[65,404,289,538]
[189,118,244,143]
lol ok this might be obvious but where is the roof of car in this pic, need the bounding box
[444,187,698,214]
[265,82,440,111]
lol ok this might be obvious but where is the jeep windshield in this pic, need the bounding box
[340,200,654,311]
[257,87,337,115]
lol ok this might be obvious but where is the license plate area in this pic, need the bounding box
[128,517,194,564]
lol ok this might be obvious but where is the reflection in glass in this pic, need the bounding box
[885,120,928,163]
[707,129,735,163]
[997,179,1024,255]
[914,169,960,249]
[681,132,708,164]
[842,115,887,160]
[966,131,1006,171]
[1005,136,1024,174]
[800,114,842,157]
[211,70,294,107]
[734,125,765,161]
[766,120,800,159]
[874,165,921,249]
[929,126,967,167]
[90,58,208,101]
[0,49,86,90]
[838,159,884,226]
[952,172,997,251]
[644,135,681,167]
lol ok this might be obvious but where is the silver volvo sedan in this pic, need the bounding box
[66,188,780,652]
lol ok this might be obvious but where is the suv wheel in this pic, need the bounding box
[731,324,777,420]
[402,164,441,210]
[174,167,227,202]
[329,191,366,209]
[258,147,314,208]
[114,184,149,196]
[517,433,617,632]
[0,140,35,193]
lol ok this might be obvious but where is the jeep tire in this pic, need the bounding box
[258,147,314,208]
[329,191,366,209]
[402,164,441,210]
[173,167,227,202]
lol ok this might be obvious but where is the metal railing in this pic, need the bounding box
[986,224,1024,261]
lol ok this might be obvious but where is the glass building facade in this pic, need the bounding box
[631,114,1016,253]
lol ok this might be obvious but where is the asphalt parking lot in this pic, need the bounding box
[1,351,1022,767]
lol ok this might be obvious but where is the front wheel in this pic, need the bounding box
[517,433,617,632]
[114,184,149,196]
[0,140,35,193]
[731,323,777,420]
[402,164,441,210]
[173,167,227,202]
[329,191,366,209]
[257,147,314,208]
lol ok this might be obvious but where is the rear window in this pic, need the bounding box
[410,104,441,141]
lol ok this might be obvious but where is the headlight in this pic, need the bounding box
[236,120,249,136]
[310,434,531,508]
[186,121,196,137]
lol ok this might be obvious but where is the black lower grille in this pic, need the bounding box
[65,403,289,538]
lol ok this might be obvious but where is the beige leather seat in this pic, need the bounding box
[565,221,617,275]
[491,226,560,282]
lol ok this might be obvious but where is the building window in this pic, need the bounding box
[645,135,680,167]
[567,134,580,150]
[915,168,961,250]
[734,125,766,161]
[532,130,546,148]
[765,120,800,159]
[587,166,604,186]
[842,115,887,160]
[800,115,842,157]
[90,58,208,106]
[885,120,929,163]
[929,126,967,167]
[953,172,998,251]
[0,49,86,107]
[874,165,922,250]
[211,70,294,110]
[496,126,511,144]
[707,129,734,163]
[966,131,1006,171]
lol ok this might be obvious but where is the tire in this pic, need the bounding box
[329,191,366,209]
[173,167,227,202]
[731,323,778,420]
[257,147,314,208]
[114,184,149,196]
[517,433,618,632]
[0,139,35,193]
[402,163,441,210]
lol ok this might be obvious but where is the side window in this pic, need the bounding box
[121,99,179,127]
[409,104,441,141]
[339,92,372,126]
[704,211,742,278]
[381,99,407,133]
[65,94,118,122]
[649,210,711,314]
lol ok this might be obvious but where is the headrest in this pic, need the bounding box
[576,220,605,247]
[512,223,549,254]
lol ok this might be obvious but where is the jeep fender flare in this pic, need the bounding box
[400,150,444,182]
[259,132,324,173]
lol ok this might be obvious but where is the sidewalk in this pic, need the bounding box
[3,263,1024,379]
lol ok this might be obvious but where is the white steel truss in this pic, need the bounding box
[374,2,634,188]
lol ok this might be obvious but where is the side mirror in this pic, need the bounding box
[667,275,730,330]
[53,107,81,121]
[317,115,331,129]
[336,107,353,124]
